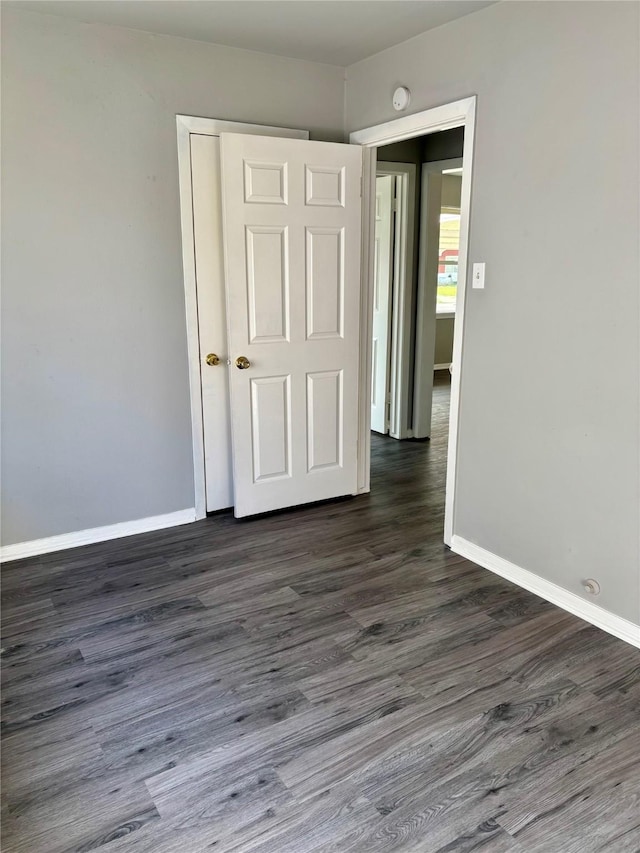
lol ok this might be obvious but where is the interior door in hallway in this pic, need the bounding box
[219,133,363,517]
[371,174,394,434]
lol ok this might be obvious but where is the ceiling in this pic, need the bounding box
[10,0,497,66]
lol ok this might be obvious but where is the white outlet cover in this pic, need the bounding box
[472,262,486,289]
[392,87,411,111]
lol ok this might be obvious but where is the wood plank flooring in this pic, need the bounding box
[2,373,640,852]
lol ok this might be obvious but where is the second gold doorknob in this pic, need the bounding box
[235,356,251,370]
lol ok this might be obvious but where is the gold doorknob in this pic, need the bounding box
[205,353,220,366]
[235,356,251,370]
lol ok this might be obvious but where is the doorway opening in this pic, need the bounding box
[352,97,476,545]
[369,130,464,533]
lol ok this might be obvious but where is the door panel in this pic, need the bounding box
[246,226,290,342]
[371,175,395,434]
[250,375,292,481]
[306,227,344,339]
[307,370,343,471]
[220,133,362,517]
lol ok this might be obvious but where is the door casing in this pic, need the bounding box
[370,174,394,436]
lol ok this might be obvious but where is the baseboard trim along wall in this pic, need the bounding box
[0,508,197,563]
[434,363,452,371]
[451,535,640,649]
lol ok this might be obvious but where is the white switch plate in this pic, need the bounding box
[472,262,485,289]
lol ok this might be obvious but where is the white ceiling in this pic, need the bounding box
[11,1,497,66]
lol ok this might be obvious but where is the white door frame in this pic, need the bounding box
[351,97,476,546]
[375,162,417,440]
[370,174,395,436]
[176,115,308,519]
[413,157,463,439]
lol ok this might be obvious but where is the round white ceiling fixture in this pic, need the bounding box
[392,86,411,111]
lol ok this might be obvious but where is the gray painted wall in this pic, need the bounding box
[441,175,462,211]
[1,8,345,544]
[423,127,464,163]
[346,0,640,625]
[434,319,454,366]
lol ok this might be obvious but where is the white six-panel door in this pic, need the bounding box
[219,133,362,517]
[371,174,395,434]
[181,119,308,514]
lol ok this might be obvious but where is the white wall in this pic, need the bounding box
[346,0,640,625]
[1,8,345,545]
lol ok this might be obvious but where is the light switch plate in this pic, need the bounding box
[472,262,486,289]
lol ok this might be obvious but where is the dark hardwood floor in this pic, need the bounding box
[2,372,640,852]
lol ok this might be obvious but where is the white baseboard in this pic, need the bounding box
[451,535,640,649]
[0,508,197,563]
[434,363,452,371]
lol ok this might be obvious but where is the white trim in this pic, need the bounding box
[375,162,416,440]
[451,536,640,649]
[176,115,309,519]
[351,99,475,147]
[177,117,206,519]
[445,103,475,545]
[0,509,197,563]
[176,114,309,140]
[434,363,452,371]
[436,309,455,319]
[350,97,476,545]
[357,148,376,494]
